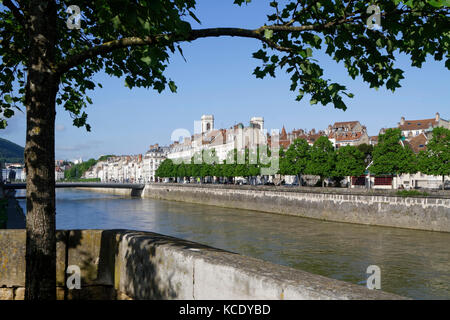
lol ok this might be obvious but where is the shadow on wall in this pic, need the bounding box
[57,230,117,300]
[0,229,229,300]
[57,230,229,300]
[119,231,228,300]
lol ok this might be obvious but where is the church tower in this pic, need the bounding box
[201,115,214,133]
[250,117,264,130]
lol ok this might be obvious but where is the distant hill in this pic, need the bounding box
[0,137,24,163]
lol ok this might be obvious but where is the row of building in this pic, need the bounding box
[79,112,448,188]
[83,145,168,183]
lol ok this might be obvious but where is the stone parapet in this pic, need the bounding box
[0,229,406,300]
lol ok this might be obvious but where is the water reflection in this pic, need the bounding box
[17,188,450,299]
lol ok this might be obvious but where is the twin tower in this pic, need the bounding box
[200,115,264,133]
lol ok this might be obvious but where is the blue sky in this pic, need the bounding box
[2,1,449,161]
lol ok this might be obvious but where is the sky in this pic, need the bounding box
[1,1,449,161]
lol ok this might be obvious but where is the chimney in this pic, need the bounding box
[400,116,405,125]
[436,112,440,122]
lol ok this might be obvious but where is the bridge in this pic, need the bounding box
[2,182,145,190]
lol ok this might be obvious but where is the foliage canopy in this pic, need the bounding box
[1,0,449,129]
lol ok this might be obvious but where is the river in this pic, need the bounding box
[17,188,450,299]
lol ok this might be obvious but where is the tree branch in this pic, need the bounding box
[56,28,298,74]
[55,6,424,75]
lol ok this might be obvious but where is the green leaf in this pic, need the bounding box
[168,80,177,93]
[264,29,273,40]
[4,108,14,118]
[234,0,251,6]
[141,56,152,66]
[4,95,13,104]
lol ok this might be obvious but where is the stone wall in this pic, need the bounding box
[75,187,142,197]
[142,184,450,232]
[0,229,405,300]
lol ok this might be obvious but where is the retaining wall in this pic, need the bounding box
[0,229,404,300]
[142,184,450,232]
[75,187,141,197]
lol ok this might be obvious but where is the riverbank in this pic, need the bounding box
[13,189,450,298]
[79,184,450,232]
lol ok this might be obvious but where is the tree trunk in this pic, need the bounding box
[24,0,58,300]
[443,175,445,191]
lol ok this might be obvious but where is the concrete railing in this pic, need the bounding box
[0,229,404,300]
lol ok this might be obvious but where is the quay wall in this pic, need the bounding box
[75,187,141,197]
[142,184,450,233]
[0,229,404,300]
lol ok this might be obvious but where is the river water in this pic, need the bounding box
[17,188,450,299]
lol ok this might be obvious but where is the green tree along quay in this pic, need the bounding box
[370,128,418,188]
[334,145,366,188]
[418,127,450,190]
[356,143,374,165]
[284,138,310,185]
[155,159,175,180]
[0,0,448,300]
[157,147,267,184]
[306,136,336,187]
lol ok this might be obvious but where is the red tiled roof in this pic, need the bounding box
[404,133,428,154]
[333,121,359,128]
[334,132,363,142]
[279,140,291,148]
[399,119,437,131]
